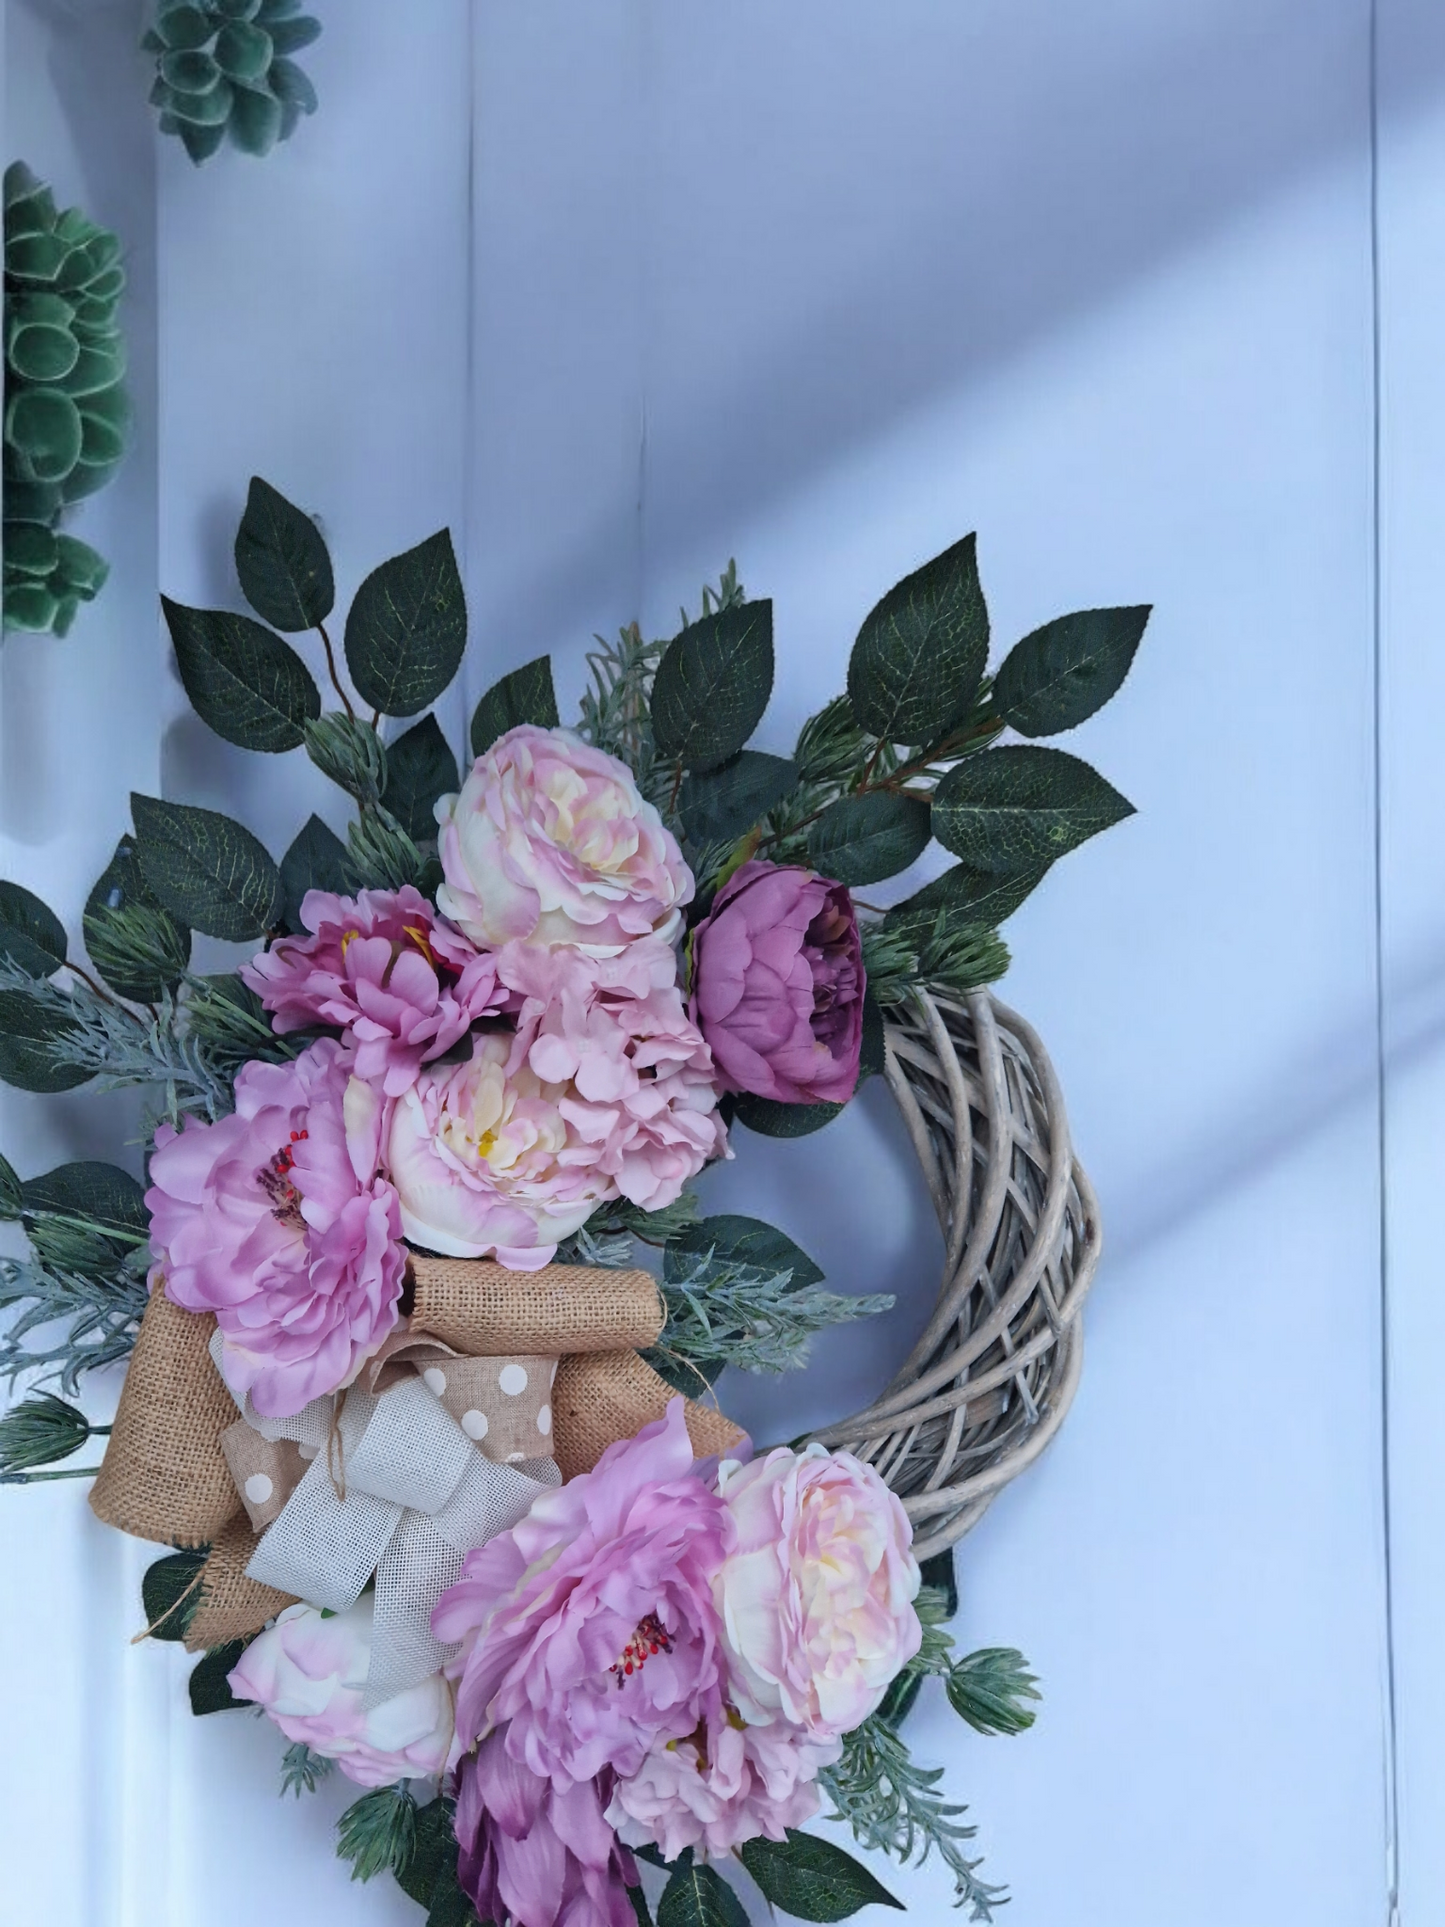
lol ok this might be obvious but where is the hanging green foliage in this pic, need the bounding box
[145,0,322,165]
[3,162,130,639]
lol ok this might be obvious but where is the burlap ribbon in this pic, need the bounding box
[91,1257,745,1656]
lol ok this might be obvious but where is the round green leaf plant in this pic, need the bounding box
[145,0,322,164]
[3,163,130,639]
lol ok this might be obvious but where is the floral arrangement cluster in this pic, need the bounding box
[0,477,1145,1923]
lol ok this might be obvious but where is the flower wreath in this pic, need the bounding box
[0,478,1146,1926]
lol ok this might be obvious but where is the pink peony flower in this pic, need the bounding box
[455,1734,637,1927]
[607,1708,838,1863]
[689,860,864,1106]
[714,1443,922,1738]
[435,725,694,952]
[433,1399,732,1791]
[382,941,727,1268]
[240,885,506,1096]
[228,1599,453,1788]
[147,1038,405,1418]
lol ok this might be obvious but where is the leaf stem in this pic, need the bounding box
[4,1463,103,1482]
[315,619,355,719]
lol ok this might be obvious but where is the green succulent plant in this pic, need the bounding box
[3,162,130,639]
[145,0,322,164]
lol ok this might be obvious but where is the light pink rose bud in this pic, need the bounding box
[714,1444,922,1738]
[435,725,694,952]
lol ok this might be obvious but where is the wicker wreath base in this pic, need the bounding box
[808,990,1101,1560]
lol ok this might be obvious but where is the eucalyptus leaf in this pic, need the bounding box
[279,814,349,934]
[932,746,1134,875]
[344,529,466,718]
[469,655,560,757]
[847,533,988,744]
[732,1093,845,1138]
[131,794,281,941]
[739,1830,905,1919]
[20,1160,146,1235]
[0,879,67,976]
[652,600,773,773]
[142,1547,207,1641]
[83,837,191,1000]
[665,1214,824,1290]
[0,993,89,1092]
[680,751,797,844]
[233,475,335,631]
[189,1641,248,1715]
[887,858,1051,932]
[657,1852,750,1927]
[384,714,459,843]
[991,604,1150,737]
[807,790,930,887]
[162,596,321,753]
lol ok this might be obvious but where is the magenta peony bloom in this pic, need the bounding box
[714,1442,922,1738]
[381,940,728,1269]
[455,1734,638,1927]
[433,1399,732,1791]
[228,1599,453,1788]
[240,885,506,1096]
[147,1038,405,1417]
[689,860,864,1106]
[435,725,694,952]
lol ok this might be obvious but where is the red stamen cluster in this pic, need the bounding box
[610,1613,673,1690]
[259,1129,308,1224]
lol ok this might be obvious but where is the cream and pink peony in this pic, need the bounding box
[435,725,693,952]
[228,1598,454,1788]
[147,1038,406,1418]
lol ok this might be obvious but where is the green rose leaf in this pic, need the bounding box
[20,1160,147,1236]
[189,1641,249,1715]
[886,858,1052,932]
[932,746,1134,875]
[652,601,774,774]
[385,714,459,844]
[0,880,67,977]
[233,475,335,632]
[657,1851,750,1927]
[739,1830,905,1919]
[469,655,560,758]
[732,1094,845,1138]
[879,1546,958,1726]
[0,993,89,1092]
[131,794,281,941]
[847,533,989,744]
[142,1547,208,1642]
[679,751,797,845]
[344,529,466,718]
[395,1794,460,1908]
[83,836,192,1001]
[946,1646,1041,1736]
[162,597,321,753]
[628,1884,656,1926]
[991,604,1151,738]
[279,814,349,934]
[665,1214,825,1290]
[806,791,930,888]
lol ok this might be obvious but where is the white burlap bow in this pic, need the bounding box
[210,1331,558,1704]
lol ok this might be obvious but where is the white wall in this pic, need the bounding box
[5,1,1439,1922]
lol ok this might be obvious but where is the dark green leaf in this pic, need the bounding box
[20,1161,146,1235]
[991,605,1150,738]
[859,986,886,1078]
[189,1640,248,1714]
[657,1852,750,1927]
[807,791,930,888]
[652,601,774,774]
[83,837,191,1001]
[394,1793,458,1908]
[0,1151,21,1219]
[232,476,335,632]
[131,794,281,941]
[0,993,89,1093]
[344,529,466,718]
[887,859,1051,932]
[932,746,1134,875]
[680,751,797,845]
[740,1831,905,1919]
[426,1880,478,1927]
[645,1349,730,1396]
[732,1094,845,1138]
[336,1784,418,1884]
[628,1885,656,1927]
[279,814,349,934]
[142,1547,207,1640]
[848,534,988,743]
[163,597,321,753]
[665,1214,824,1290]
[385,714,459,843]
[469,655,560,757]
[921,1545,959,1618]
[0,880,67,976]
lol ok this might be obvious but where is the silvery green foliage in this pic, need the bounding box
[280,1742,335,1797]
[655,1250,894,1378]
[0,1238,149,1394]
[3,163,129,638]
[145,0,322,165]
